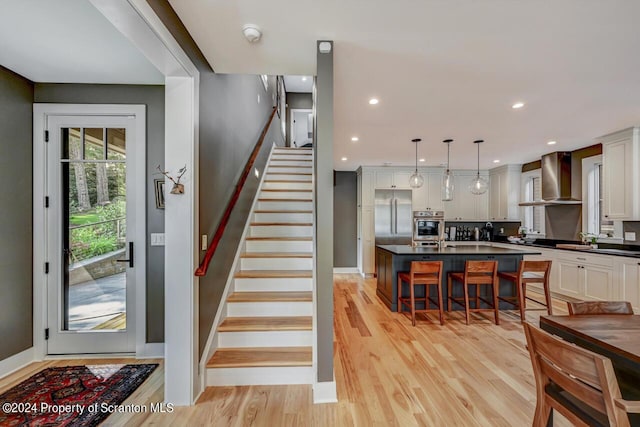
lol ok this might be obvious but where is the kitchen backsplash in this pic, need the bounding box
[444,221,520,241]
[623,221,640,243]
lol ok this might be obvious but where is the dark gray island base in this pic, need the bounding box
[376,244,542,312]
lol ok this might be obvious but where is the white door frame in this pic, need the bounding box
[90,0,201,405]
[33,104,146,356]
[290,108,312,147]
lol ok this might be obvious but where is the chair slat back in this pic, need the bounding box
[465,260,497,274]
[521,260,552,274]
[567,301,634,315]
[523,322,629,427]
[410,261,442,274]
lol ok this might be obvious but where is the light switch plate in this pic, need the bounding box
[151,233,165,246]
[625,232,636,241]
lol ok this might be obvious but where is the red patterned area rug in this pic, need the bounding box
[0,363,157,427]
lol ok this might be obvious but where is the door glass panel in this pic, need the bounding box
[62,128,82,160]
[107,128,126,160]
[63,127,127,331]
[84,128,105,160]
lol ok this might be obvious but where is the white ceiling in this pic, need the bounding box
[169,0,640,171]
[283,75,313,93]
[0,0,163,84]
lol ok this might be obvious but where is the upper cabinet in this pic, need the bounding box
[599,127,640,220]
[375,170,412,189]
[489,165,522,221]
[444,171,489,220]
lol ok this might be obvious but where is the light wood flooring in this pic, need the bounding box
[1,274,574,426]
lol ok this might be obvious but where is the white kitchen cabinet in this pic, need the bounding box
[614,257,640,312]
[426,171,445,211]
[360,170,374,206]
[375,170,412,189]
[444,171,489,220]
[361,206,375,275]
[556,253,614,300]
[489,165,521,221]
[599,127,640,220]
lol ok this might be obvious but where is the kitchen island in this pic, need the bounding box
[376,244,542,312]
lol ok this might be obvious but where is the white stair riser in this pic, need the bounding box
[234,277,312,292]
[207,366,313,386]
[251,225,312,237]
[268,167,313,174]
[218,330,312,348]
[269,160,313,167]
[227,301,313,317]
[245,240,313,252]
[257,201,313,210]
[241,257,313,270]
[254,212,313,222]
[265,174,312,181]
[260,191,312,200]
[262,182,312,190]
[271,155,313,161]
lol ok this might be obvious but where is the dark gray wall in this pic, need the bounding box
[315,41,334,383]
[334,171,357,267]
[34,84,166,343]
[0,66,34,361]
[285,92,313,147]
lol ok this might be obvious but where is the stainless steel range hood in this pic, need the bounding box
[519,152,582,206]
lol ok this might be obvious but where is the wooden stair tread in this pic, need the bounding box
[261,189,312,192]
[250,223,312,227]
[254,210,313,213]
[227,291,312,302]
[218,316,312,332]
[266,173,312,176]
[245,236,312,241]
[274,147,312,150]
[264,180,312,183]
[268,165,312,168]
[234,270,313,278]
[207,347,312,368]
[241,252,312,258]
[258,198,313,202]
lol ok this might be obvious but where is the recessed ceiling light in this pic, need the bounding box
[383,162,392,166]
[341,157,348,161]
[547,140,557,145]
[351,136,359,142]
[419,158,426,162]
[302,76,307,81]
[369,98,379,105]
[512,102,525,109]
[493,159,500,163]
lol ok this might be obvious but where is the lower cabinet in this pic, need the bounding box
[556,254,614,301]
[376,249,394,304]
[614,258,640,313]
[361,206,375,275]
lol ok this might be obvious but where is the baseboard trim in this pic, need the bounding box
[313,380,337,403]
[0,347,34,380]
[333,267,359,274]
[137,343,165,358]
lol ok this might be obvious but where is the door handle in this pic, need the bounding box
[116,241,134,268]
[390,199,394,234]
[394,198,398,234]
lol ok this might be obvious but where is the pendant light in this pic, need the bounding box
[409,138,424,188]
[441,139,454,201]
[469,139,488,195]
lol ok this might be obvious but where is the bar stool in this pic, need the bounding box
[497,260,552,322]
[397,261,444,325]
[447,260,499,325]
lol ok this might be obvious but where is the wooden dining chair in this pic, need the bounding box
[523,322,640,427]
[497,260,553,322]
[567,301,634,315]
[447,260,499,325]
[397,261,444,326]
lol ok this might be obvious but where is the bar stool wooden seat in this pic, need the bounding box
[447,260,499,325]
[397,261,444,326]
[497,260,552,322]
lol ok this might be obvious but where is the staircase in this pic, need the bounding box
[206,146,315,386]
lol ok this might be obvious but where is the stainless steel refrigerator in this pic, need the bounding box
[374,189,413,245]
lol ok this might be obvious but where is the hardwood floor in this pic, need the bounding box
[0,274,574,426]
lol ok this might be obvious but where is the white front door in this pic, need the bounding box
[291,109,312,147]
[37,107,145,354]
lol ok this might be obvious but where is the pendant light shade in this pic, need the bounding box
[469,139,488,195]
[409,138,424,189]
[441,139,454,201]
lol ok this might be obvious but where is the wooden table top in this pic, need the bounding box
[540,315,640,365]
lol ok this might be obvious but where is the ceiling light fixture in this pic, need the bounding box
[351,136,359,142]
[493,159,500,163]
[242,24,262,43]
[302,76,307,81]
[369,98,379,105]
[442,139,454,201]
[419,158,426,162]
[512,102,524,109]
[469,140,488,195]
[341,157,348,161]
[409,138,424,189]
[547,140,557,145]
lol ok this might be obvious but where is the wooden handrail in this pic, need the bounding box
[195,107,277,276]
